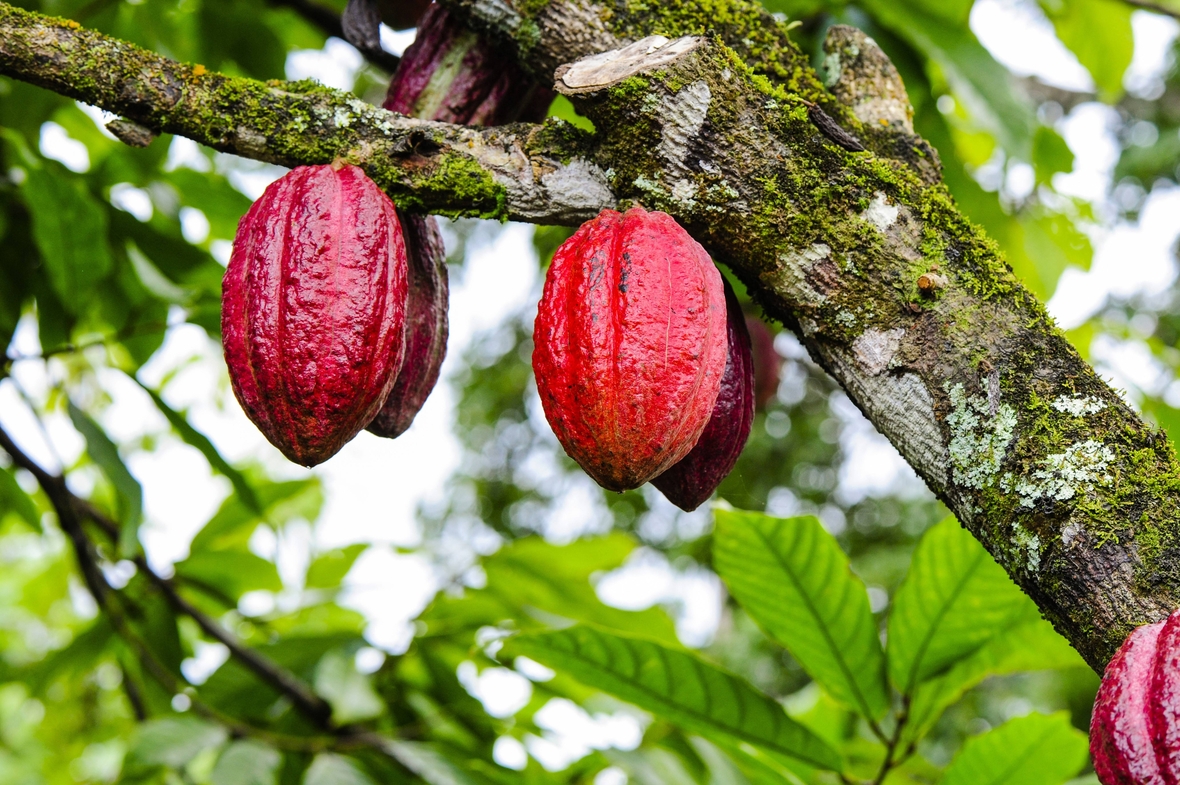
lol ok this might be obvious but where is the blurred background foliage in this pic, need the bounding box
[0,0,1176,783]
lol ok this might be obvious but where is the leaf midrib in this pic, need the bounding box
[900,547,986,695]
[956,722,1060,785]
[745,521,880,720]
[514,636,838,770]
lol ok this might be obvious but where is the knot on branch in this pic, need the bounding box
[822,25,942,184]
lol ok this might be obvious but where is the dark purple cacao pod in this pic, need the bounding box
[222,163,408,466]
[533,206,728,492]
[1091,610,1180,784]
[653,278,755,511]
[366,213,448,438]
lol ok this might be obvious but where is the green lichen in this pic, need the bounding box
[945,381,1018,492]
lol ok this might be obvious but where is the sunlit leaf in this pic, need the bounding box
[174,549,282,602]
[211,740,281,785]
[887,516,1030,694]
[67,401,143,555]
[126,716,227,770]
[386,741,497,785]
[314,648,385,724]
[503,626,843,771]
[306,544,367,590]
[713,509,888,720]
[941,711,1088,785]
[303,753,377,785]
[0,466,40,531]
[1038,0,1133,101]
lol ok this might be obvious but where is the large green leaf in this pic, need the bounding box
[903,608,1084,744]
[67,401,142,555]
[941,711,1088,785]
[21,164,112,313]
[502,626,842,771]
[713,509,888,720]
[887,516,1030,694]
[865,0,1035,157]
[211,740,281,785]
[314,648,384,724]
[1038,0,1133,100]
[190,477,322,554]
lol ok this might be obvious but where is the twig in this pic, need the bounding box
[1120,0,1180,19]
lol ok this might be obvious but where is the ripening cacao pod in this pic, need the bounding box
[366,214,448,438]
[533,206,728,492]
[1091,609,1180,784]
[653,278,755,511]
[222,163,408,466]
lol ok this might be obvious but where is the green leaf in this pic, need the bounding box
[314,648,385,724]
[903,609,1084,744]
[941,711,1088,785]
[67,401,142,555]
[127,716,228,769]
[190,477,322,554]
[865,0,1035,157]
[134,378,262,513]
[212,740,282,785]
[386,741,495,785]
[20,617,113,694]
[713,509,888,720]
[1032,126,1075,185]
[608,748,702,785]
[0,466,40,531]
[1039,0,1133,101]
[887,516,1031,694]
[306,544,367,590]
[21,164,113,313]
[174,549,282,602]
[502,626,843,771]
[303,754,376,785]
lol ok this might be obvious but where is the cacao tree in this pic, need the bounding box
[0,0,1177,783]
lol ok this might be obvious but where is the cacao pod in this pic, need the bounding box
[222,163,408,466]
[1091,609,1180,784]
[745,313,781,410]
[532,206,728,492]
[366,214,448,438]
[653,278,755,511]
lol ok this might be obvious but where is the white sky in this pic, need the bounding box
[3,1,1180,774]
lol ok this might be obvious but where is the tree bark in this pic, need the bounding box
[2,0,1178,671]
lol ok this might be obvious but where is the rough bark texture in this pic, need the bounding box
[2,0,1180,671]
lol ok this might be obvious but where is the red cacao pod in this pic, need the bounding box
[532,206,728,492]
[653,278,755,511]
[366,214,448,438]
[222,163,408,466]
[1091,610,1180,784]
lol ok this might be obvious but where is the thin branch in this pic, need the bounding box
[0,2,608,224]
[1120,0,1180,19]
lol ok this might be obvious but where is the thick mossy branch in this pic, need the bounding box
[0,2,608,222]
[552,35,1180,671]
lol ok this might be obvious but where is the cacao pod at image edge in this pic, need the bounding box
[222,163,409,467]
[533,206,728,492]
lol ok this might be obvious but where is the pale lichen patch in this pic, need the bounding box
[945,381,1017,490]
[658,80,711,176]
[860,192,898,233]
[1051,395,1106,416]
[1012,523,1042,572]
[1001,440,1115,509]
[773,243,832,306]
[852,327,904,376]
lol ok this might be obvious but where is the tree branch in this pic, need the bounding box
[1120,0,1180,20]
[0,3,611,224]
